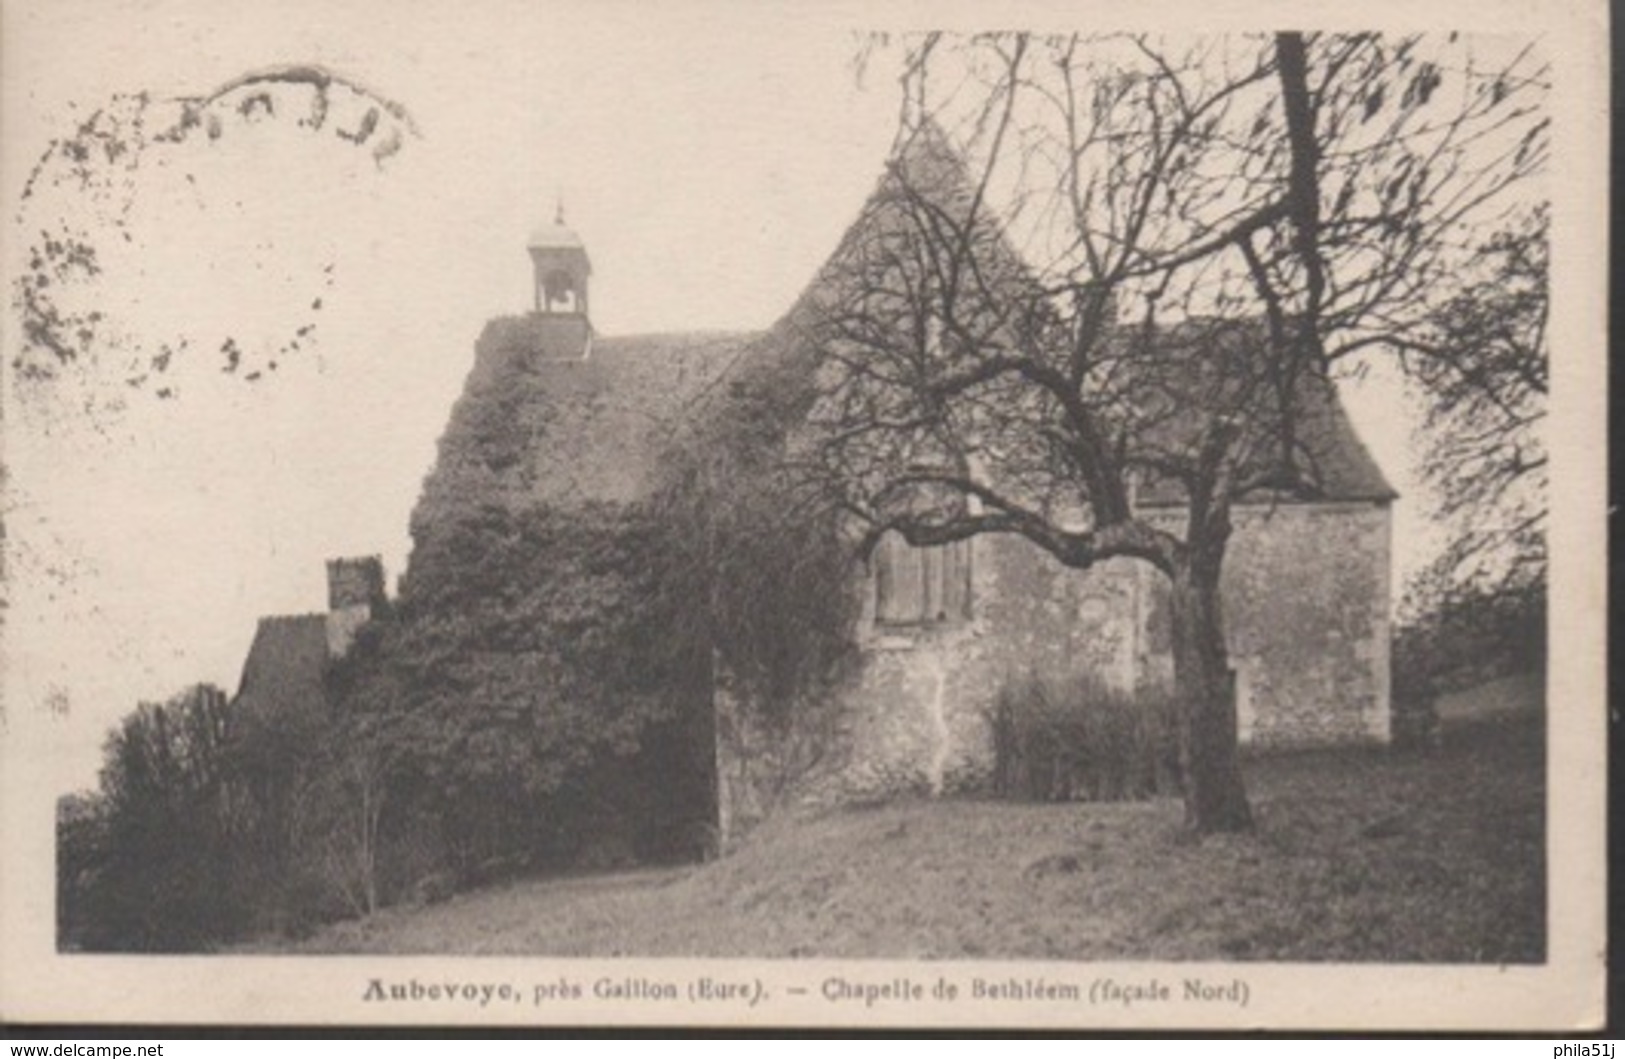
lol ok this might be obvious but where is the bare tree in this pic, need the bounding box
[314,739,391,918]
[800,32,1547,831]
[1401,207,1547,592]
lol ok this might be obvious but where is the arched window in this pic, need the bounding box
[542,268,580,313]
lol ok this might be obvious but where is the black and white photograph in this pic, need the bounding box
[0,0,1606,1031]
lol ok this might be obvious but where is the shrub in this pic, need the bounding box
[988,671,1180,802]
[55,793,108,951]
[1391,566,1546,748]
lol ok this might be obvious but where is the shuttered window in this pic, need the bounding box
[874,533,973,626]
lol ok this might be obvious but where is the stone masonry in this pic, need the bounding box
[715,497,1393,842]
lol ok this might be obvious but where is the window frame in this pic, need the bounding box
[872,532,974,628]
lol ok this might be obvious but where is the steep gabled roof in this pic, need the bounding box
[1135,372,1398,506]
[757,119,1395,510]
[1100,316,1398,507]
[231,613,328,725]
[411,114,1394,575]
[1294,379,1396,503]
[774,117,1039,340]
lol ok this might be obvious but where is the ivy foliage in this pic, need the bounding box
[339,499,714,870]
[649,334,863,725]
[59,319,884,950]
[333,327,866,873]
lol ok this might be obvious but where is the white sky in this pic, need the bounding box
[3,0,1466,790]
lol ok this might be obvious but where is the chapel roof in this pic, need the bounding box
[419,115,1392,547]
[413,318,760,518]
[1134,372,1398,507]
[762,118,1395,509]
[518,328,760,505]
[1080,315,1399,507]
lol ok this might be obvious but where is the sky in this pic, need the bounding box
[1,0,1504,790]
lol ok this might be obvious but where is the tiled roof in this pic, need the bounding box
[1110,319,1398,506]
[413,114,1392,559]
[775,117,1037,337]
[413,319,761,521]
[231,613,329,724]
[767,119,1394,510]
[520,329,761,504]
[1135,372,1398,506]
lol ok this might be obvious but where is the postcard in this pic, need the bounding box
[0,0,1606,1031]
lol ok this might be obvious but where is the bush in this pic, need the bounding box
[55,793,108,951]
[1391,569,1546,748]
[988,671,1180,802]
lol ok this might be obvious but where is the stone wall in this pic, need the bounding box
[714,500,1393,846]
[1140,501,1393,748]
[714,531,1146,843]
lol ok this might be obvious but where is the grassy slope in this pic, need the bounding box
[260,674,1544,962]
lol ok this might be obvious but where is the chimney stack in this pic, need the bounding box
[325,556,386,658]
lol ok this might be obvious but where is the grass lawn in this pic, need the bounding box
[255,674,1544,962]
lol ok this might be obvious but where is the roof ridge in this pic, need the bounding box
[594,327,764,340]
[257,612,325,628]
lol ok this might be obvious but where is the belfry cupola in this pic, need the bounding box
[527,202,592,318]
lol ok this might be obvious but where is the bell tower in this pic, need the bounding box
[527,202,591,319]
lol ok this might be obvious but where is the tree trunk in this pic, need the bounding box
[1168,555,1254,833]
